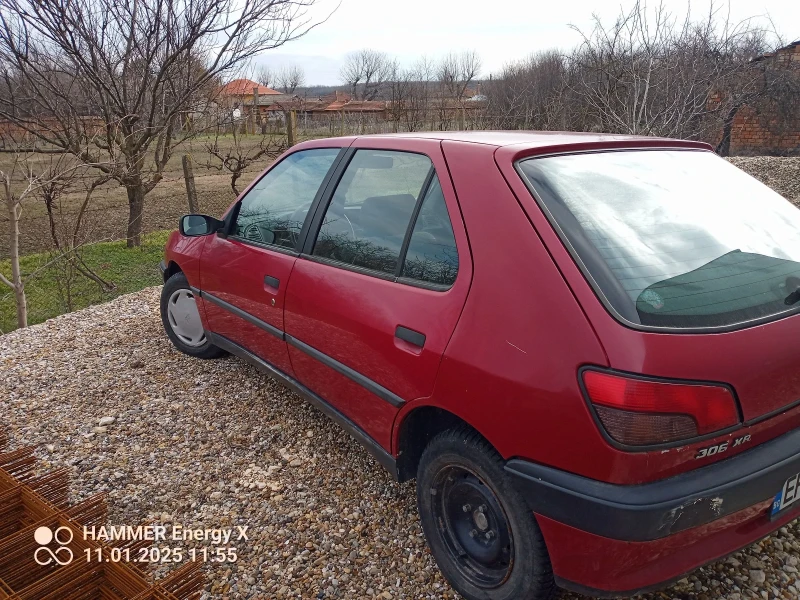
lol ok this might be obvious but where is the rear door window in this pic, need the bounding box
[233,148,339,250]
[518,150,800,330]
[400,176,459,286]
[312,150,432,276]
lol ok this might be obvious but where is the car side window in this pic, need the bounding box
[233,148,339,250]
[401,175,459,286]
[312,150,432,275]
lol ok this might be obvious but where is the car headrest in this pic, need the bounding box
[360,194,417,239]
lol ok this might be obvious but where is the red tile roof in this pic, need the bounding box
[220,79,281,96]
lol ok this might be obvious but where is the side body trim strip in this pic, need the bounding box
[207,332,398,479]
[200,291,284,340]
[196,288,406,408]
[286,335,406,408]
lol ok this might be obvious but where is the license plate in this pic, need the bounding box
[772,473,800,518]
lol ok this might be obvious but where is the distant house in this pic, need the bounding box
[219,79,282,103]
[218,79,285,121]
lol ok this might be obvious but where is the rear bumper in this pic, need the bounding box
[505,425,800,594]
[538,501,797,597]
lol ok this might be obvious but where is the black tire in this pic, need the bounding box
[416,426,555,600]
[160,272,226,359]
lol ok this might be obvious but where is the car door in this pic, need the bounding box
[200,147,344,375]
[283,138,472,450]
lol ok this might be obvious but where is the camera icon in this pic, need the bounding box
[33,526,74,566]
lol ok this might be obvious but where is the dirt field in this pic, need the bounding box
[0,135,284,258]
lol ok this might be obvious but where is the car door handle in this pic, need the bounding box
[395,326,426,348]
[264,275,280,290]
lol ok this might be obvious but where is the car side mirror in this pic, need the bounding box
[179,214,224,237]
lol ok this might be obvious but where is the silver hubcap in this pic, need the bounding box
[167,289,206,347]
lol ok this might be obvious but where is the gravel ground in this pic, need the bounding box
[3,290,800,600]
[728,156,800,205]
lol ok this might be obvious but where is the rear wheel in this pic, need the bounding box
[416,427,555,600]
[160,272,225,359]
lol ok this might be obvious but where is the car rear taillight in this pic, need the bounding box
[582,370,740,447]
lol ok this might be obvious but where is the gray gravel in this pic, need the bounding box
[3,288,800,600]
[728,156,800,205]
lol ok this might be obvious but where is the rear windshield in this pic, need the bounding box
[518,150,800,330]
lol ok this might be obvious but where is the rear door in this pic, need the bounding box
[200,147,343,375]
[283,138,472,449]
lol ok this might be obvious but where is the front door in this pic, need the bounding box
[200,147,342,375]
[284,139,472,450]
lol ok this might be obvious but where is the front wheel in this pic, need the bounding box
[160,272,225,359]
[416,427,555,600]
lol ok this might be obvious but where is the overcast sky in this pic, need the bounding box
[255,0,800,86]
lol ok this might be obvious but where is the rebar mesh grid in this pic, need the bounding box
[0,431,205,600]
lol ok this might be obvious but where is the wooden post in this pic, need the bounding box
[182,154,199,213]
[340,110,345,136]
[287,110,297,146]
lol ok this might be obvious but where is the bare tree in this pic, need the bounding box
[340,49,393,100]
[0,152,97,328]
[435,51,481,130]
[205,127,286,196]
[256,65,274,89]
[0,0,323,247]
[387,60,409,131]
[485,50,567,130]
[713,35,797,155]
[406,57,435,131]
[0,159,27,329]
[276,65,306,95]
[438,51,482,101]
[567,0,778,139]
[34,155,115,294]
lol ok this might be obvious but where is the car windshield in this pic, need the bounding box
[518,149,800,329]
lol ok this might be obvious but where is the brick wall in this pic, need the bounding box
[726,43,800,156]
[730,103,800,156]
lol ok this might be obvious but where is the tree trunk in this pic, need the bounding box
[3,174,26,328]
[182,154,199,213]
[716,104,740,157]
[126,185,146,248]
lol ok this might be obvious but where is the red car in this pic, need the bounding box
[160,132,800,600]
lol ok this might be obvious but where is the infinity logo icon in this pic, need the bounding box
[33,526,74,566]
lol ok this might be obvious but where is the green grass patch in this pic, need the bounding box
[0,231,170,334]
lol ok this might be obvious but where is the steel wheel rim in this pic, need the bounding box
[431,464,514,588]
[166,289,206,347]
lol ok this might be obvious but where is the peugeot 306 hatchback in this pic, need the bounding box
[160,132,800,600]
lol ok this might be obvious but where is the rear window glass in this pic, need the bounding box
[518,150,800,329]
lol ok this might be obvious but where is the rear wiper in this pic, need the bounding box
[784,276,800,305]
[785,290,800,305]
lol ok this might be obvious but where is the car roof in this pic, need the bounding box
[354,130,686,149]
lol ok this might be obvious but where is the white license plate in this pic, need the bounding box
[772,473,800,518]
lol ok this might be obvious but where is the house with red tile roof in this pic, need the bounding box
[219,79,281,99]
